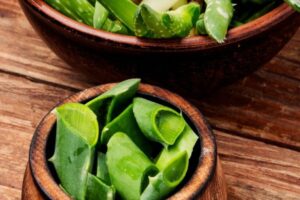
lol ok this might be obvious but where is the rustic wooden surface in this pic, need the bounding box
[0,0,299,199]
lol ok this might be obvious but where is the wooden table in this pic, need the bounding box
[1,1,300,199]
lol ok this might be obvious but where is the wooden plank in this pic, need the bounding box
[194,68,300,150]
[0,185,21,200]
[216,131,300,200]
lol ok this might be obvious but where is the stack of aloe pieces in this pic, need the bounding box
[49,79,198,200]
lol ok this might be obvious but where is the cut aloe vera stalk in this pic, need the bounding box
[49,103,99,200]
[135,3,200,38]
[96,152,111,185]
[204,0,233,43]
[101,104,153,155]
[133,97,185,146]
[99,0,138,30]
[94,1,129,34]
[46,0,95,25]
[106,132,158,200]
[196,13,207,35]
[284,0,300,12]
[141,151,188,200]
[86,173,116,200]
[156,124,198,167]
[86,79,140,127]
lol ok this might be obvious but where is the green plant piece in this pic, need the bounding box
[133,97,185,146]
[46,0,95,25]
[135,3,200,38]
[99,0,138,30]
[141,151,188,200]
[49,103,99,200]
[94,1,129,34]
[86,173,116,200]
[86,78,140,127]
[101,104,153,155]
[106,132,158,200]
[96,152,111,185]
[196,13,207,35]
[204,0,233,43]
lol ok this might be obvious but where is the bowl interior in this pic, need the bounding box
[45,92,202,198]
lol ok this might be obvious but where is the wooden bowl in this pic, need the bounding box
[24,83,226,200]
[19,1,300,98]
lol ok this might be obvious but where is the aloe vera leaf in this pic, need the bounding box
[93,1,109,29]
[45,0,81,21]
[133,97,185,146]
[86,173,116,200]
[141,0,182,12]
[285,0,300,12]
[204,0,233,43]
[141,151,189,200]
[156,124,198,168]
[49,103,99,200]
[196,13,207,35]
[94,1,129,34]
[135,3,200,38]
[172,0,188,10]
[99,0,138,30]
[106,132,158,200]
[101,104,153,155]
[47,0,95,26]
[86,79,140,127]
[96,152,111,185]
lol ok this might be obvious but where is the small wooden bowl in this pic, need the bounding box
[23,83,226,199]
[19,0,300,97]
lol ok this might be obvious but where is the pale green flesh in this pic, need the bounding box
[133,97,185,146]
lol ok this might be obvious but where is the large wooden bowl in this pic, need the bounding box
[24,83,226,199]
[19,0,300,98]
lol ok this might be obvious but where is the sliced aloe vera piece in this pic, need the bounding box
[46,0,95,25]
[106,132,158,200]
[49,103,99,200]
[86,78,140,127]
[135,3,200,38]
[86,173,116,200]
[204,0,233,43]
[196,13,207,35]
[96,152,111,185]
[101,104,153,155]
[141,151,188,200]
[133,97,185,146]
[94,1,129,34]
[99,0,138,30]
[156,124,198,168]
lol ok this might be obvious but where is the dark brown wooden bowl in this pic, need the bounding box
[19,0,299,98]
[25,83,226,200]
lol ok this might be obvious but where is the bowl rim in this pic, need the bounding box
[24,0,295,50]
[29,83,217,199]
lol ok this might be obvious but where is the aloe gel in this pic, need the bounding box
[133,97,185,146]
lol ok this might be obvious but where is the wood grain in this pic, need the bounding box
[0,0,299,199]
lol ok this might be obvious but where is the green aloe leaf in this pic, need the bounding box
[135,3,200,38]
[133,97,185,146]
[284,0,300,12]
[106,132,158,200]
[46,0,95,25]
[204,0,233,43]
[86,78,140,127]
[141,0,182,12]
[96,152,111,185]
[99,0,138,30]
[49,103,99,200]
[86,173,116,200]
[101,104,153,155]
[141,151,188,200]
